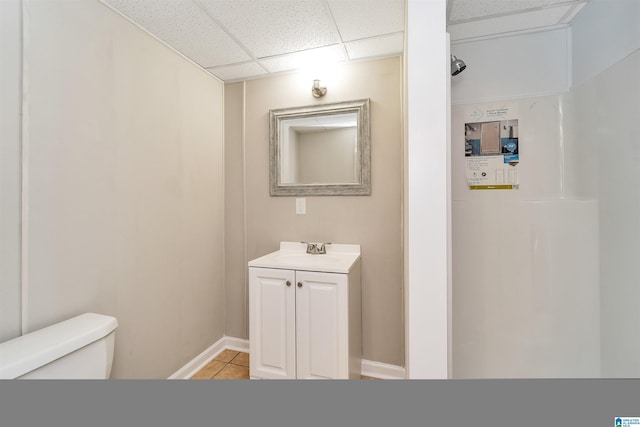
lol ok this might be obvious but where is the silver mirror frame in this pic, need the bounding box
[269,98,371,196]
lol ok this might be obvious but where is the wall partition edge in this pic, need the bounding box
[446,32,453,380]
[20,0,29,335]
[405,0,450,379]
[242,80,248,339]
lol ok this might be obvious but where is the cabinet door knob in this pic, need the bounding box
[286,281,291,287]
[297,282,302,288]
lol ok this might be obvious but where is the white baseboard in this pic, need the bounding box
[168,336,249,379]
[222,336,250,353]
[169,336,405,380]
[361,359,406,380]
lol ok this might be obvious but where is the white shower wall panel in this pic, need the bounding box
[450,0,639,378]
[452,96,567,201]
[452,95,600,378]
[451,28,570,104]
[452,199,599,378]
[566,48,640,377]
[570,0,640,87]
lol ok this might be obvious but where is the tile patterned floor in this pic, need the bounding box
[191,350,249,380]
[190,349,379,380]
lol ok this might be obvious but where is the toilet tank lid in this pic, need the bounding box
[0,313,118,379]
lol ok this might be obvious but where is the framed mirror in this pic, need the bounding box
[269,98,370,196]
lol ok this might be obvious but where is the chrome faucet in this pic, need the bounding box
[302,242,332,254]
[317,242,331,254]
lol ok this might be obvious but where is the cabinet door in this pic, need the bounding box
[249,267,296,379]
[295,271,348,379]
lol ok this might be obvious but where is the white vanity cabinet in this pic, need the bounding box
[248,242,361,380]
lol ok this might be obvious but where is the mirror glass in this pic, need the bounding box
[270,99,370,196]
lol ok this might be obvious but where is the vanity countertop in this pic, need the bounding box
[248,242,360,274]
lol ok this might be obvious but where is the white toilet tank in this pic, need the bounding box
[0,313,118,379]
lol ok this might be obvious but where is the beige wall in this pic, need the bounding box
[225,57,404,366]
[224,82,248,339]
[297,128,357,184]
[20,0,225,378]
[0,0,23,343]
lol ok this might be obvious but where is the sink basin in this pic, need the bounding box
[274,253,342,264]
[248,242,361,273]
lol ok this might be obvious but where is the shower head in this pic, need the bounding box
[450,55,467,76]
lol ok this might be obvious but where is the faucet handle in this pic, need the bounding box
[301,241,317,254]
[318,242,332,254]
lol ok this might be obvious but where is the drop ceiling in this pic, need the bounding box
[448,0,589,41]
[102,0,588,82]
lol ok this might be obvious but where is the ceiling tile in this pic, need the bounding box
[103,0,250,68]
[198,0,341,58]
[103,0,589,82]
[449,5,574,41]
[206,62,267,82]
[259,45,348,74]
[326,0,405,41]
[449,0,580,23]
[345,33,404,60]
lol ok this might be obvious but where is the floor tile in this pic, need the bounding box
[214,349,239,363]
[230,352,249,367]
[190,360,226,379]
[213,363,250,380]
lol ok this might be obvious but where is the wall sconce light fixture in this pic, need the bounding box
[312,79,327,98]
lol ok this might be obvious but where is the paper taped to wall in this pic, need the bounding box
[464,103,519,190]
